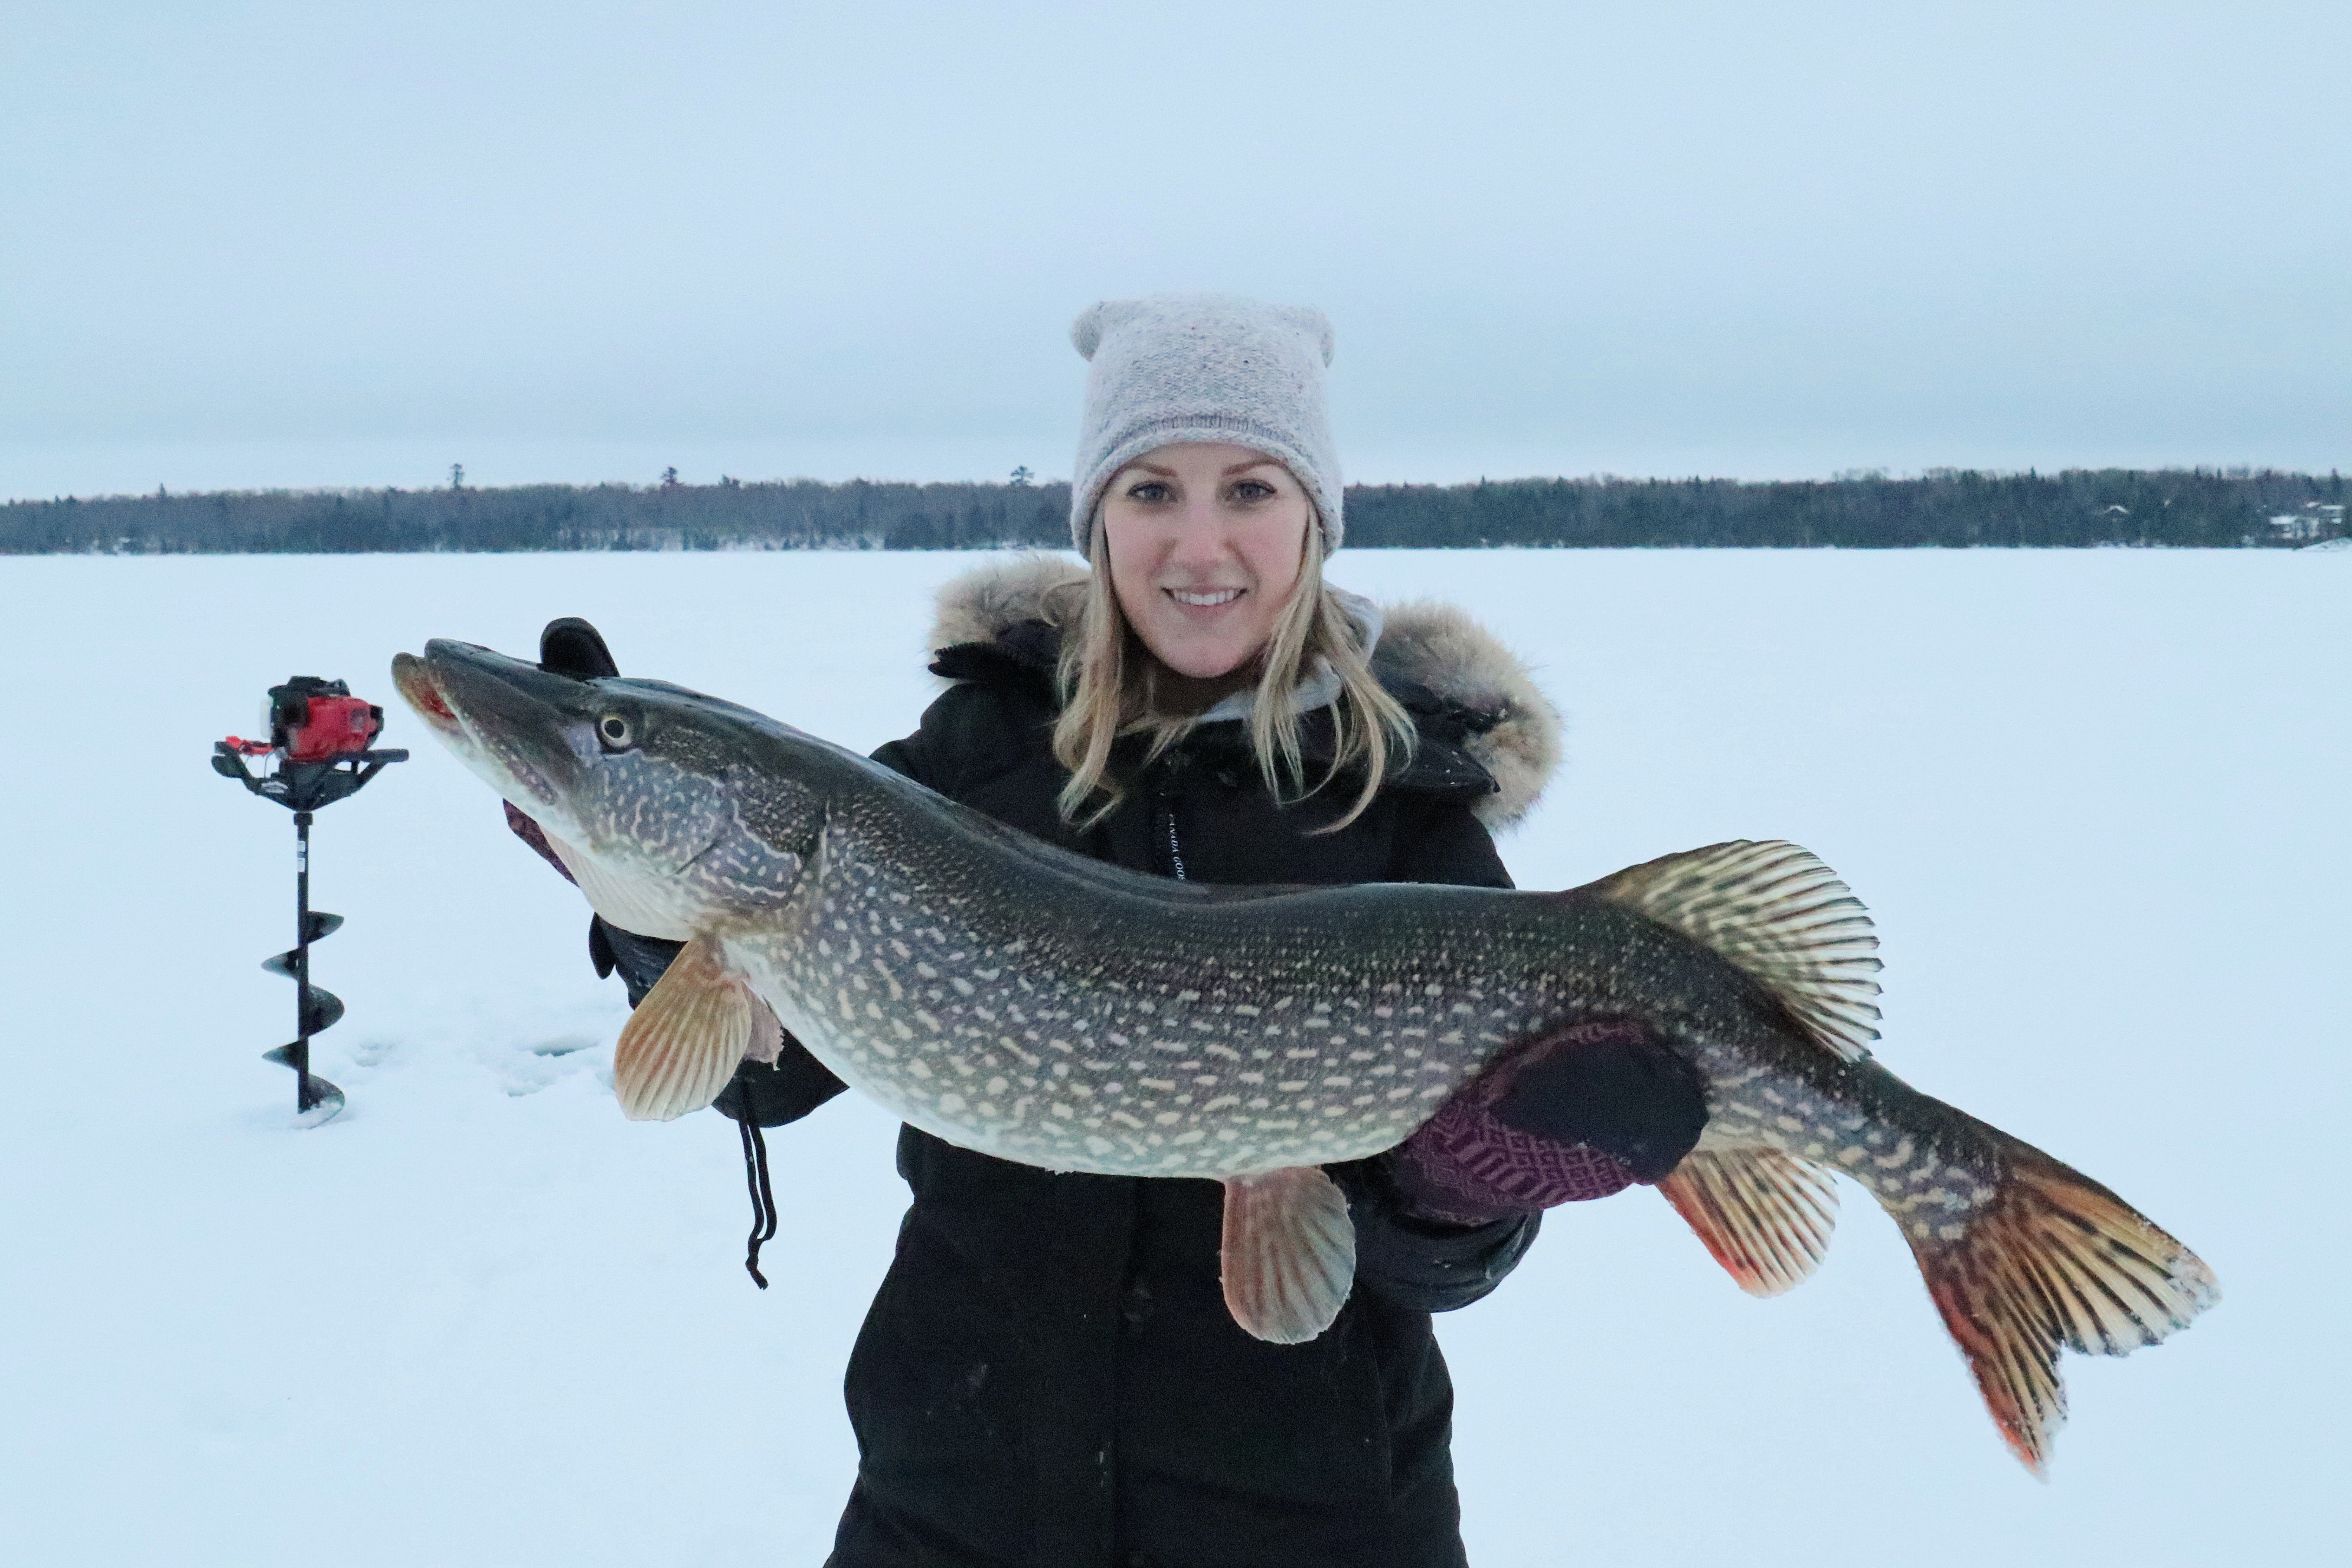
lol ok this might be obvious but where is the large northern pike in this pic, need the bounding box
[391,638,2217,1472]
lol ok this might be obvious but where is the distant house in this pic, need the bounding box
[2269,505,2347,542]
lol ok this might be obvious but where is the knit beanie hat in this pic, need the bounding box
[1069,293,1343,554]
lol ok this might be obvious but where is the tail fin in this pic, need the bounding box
[1906,1129,2219,1475]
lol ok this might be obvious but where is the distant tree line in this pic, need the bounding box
[4,467,2344,554]
[0,478,1071,554]
[1345,467,2350,548]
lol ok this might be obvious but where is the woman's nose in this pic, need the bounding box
[1168,502,1234,563]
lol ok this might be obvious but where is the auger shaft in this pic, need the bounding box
[290,811,328,1115]
[257,809,351,1125]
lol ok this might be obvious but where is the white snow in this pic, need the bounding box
[3,548,2344,1566]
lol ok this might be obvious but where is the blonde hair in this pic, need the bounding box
[1048,521,1416,832]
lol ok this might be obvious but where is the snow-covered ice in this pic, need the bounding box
[2,548,2343,1566]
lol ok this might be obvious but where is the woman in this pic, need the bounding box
[524,295,1708,1567]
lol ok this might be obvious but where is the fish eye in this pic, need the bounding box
[597,714,635,750]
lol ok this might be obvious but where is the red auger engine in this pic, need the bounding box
[212,675,407,1127]
[220,675,384,763]
[269,676,384,762]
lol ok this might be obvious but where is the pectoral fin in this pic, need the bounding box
[1219,1167,1358,1345]
[612,937,759,1121]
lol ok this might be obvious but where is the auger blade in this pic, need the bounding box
[261,1046,347,1128]
[293,1080,345,1127]
[302,987,345,1035]
[259,963,348,1024]
[266,915,344,976]
[268,912,343,973]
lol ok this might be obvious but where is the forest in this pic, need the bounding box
[4,467,2343,553]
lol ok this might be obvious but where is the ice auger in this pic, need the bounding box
[213,676,407,1127]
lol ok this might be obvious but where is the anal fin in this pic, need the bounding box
[612,937,759,1121]
[1657,1149,1841,1298]
[1219,1167,1358,1345]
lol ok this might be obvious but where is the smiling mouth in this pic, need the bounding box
[1168,587,1243,607]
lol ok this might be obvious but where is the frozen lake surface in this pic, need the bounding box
[2,548,2343,1566]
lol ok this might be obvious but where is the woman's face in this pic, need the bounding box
[1099,442,1313,685]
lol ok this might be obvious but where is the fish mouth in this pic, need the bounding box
[390,641,593,813]
[390,652,462,733]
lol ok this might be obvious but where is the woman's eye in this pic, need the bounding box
[1230,480,1275,502]
[597,715,634,749]
[1127,481,1172,503]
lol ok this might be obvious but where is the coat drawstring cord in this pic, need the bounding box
[739,1115,779,1289]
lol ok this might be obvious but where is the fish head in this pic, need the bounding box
[391,639,819,939]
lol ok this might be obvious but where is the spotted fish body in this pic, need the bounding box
[759,802,1688,1181]
[769,823,1940,1203]
[393,639,2218,1474]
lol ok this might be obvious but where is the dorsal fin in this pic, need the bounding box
[1577,839,1883,1061]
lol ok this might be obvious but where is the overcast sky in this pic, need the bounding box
[5,1,2346,499]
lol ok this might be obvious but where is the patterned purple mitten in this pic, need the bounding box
[506,801,577,884]
[1389,1018,1701,1226]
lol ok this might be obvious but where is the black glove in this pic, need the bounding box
[538,616,619,680]
[591,918,684,1007]
[714,1054,850,1127]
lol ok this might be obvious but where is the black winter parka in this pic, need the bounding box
[701,572,1559,1568]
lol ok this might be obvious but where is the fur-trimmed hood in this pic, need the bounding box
[923,554,1562,830]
